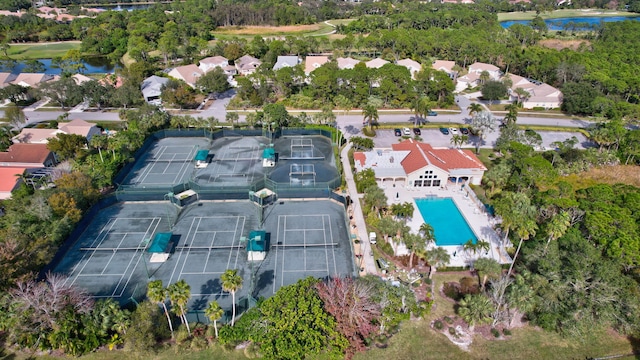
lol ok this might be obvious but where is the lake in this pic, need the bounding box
[0,57,118,75]
[500,16,640,30]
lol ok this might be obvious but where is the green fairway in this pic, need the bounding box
[498,9,640,21]
[7,41,81,59]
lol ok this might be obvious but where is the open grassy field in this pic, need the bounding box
[563,165,640,189]
[7,41,80,59]
[211,19,353,40]
[498,9,640,21]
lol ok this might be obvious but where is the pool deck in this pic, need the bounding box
[379,180,511,268]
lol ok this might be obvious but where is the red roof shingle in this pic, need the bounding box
[391,139,486,174]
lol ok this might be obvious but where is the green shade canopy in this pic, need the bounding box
[148,232,172,253]
[247,230,267,252]
[194,149,209,161]
[262,148,275,160]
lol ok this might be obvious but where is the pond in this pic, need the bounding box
[0,57,118,75]
[500,15,640,31]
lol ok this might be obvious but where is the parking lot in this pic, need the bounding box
[372,127,593,150]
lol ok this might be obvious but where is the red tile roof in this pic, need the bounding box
[0,167,26,193]
[0,144,52,165]
[354,152,366,167]
[391,139,486,174]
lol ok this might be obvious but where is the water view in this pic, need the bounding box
[0,57,118,75]
[500,15,640,30]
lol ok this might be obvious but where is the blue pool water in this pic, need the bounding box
[415,197,477,246]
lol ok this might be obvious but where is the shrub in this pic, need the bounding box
[502,328,512,336]
[411,280,421,287]
[190,336,208,350]
[444,316,454,324]
[443,282,461,301]
[377,240,394,257]
[362,127,376,137]
[175,325,191,344]
[434,320,444,330]
[459,276,480,296]
[448,327,456,335]
[423,277,432,285]
[491,328,500,338]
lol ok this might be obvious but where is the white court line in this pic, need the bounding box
[168,217,200,284]
[281,215,287,288]
[170,146,197,184]
[201,232,216,272]
[69,218,121,286]
[111,217,162,297]
[327,215,338,275]
[226,216,244,271]
[174,217,203,284]
[272,215,282,294]
[101,232,128,275]
[137,146,169,183]
[322,215,330,275]
[284,227,326,232]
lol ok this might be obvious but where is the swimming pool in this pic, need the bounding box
[415,197,477,246]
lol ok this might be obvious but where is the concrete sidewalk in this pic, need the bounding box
[341,142,378,275]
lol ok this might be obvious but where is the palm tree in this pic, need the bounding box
[479,70,491,85]
[544,211,570,253]
[221,269,243,326]
[426,247,450,279]
[363,186,387,215]
[463,239,480,260]
[458,294,493,332]
[508,219,537,277]
[513,88,530,106]
[504,104,518,125]
[473,257,501,290]
[404,233,424,269]
[204,300,224,338]
[362,104,379,130]
[477,239,490,255]
[89,135,108,163]
[419,223,436,249]
[147,280,174,338]
[168,279,192,335]
[450,134,463,148]
[467,103,483,116]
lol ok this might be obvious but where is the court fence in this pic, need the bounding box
[114,128,344,202]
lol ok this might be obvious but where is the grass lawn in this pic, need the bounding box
[497,9,640,21]
[7,41,81,60]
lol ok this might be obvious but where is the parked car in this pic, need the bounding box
[427,111,438,116]
[394,128,402,136]
[403,127,411,136]
[460,127,469,135]
[439,127,450,135]
[449,127,459,135]
[413,128,421,135]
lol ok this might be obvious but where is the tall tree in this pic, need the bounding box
[204,300,224,338]
[426,247,450,279]
[146,280,174,338]
[362,104,379,129]
[467,103,483,116]
[458,294,493,332]
[167,279,191,335]
[473,257,501,290]
[470,110,496,154]
[3,103,26,129]
[221,269,243,326]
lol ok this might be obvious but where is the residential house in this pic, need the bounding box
[432,60,457,79]
[304,56,329,76]
[0,167,27,199]
[336,57,360,70]
[0,144,57,168]
[365,58,389,69]
[235,55,262,75]
[167,64,203,88]
[11,73,56,88]
[0,73,18,88]
[455,72,480,92]
[354,139,486,187]
[99,73,124,89]
[396,58,422,79]
[273,56,301,71]
[198,56,229,73]
[13,119,101,144]
[467,62,501,80]
[71,73,92,85]
[141,75,170,104]
[521,83,563,109]
[222,65,237,76]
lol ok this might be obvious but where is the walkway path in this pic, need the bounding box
[341,142,378,275]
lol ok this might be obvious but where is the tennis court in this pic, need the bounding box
[269,135,339,185]
[192,136,269,187]
[122,137,211,187]
[53,199,355,317]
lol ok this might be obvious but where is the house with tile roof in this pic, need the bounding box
[455,72,480,92]
[141,75,170,104]
[235,55,262,75]
[468,62,501,80]
[432,60,457,79]
[365,58,389,69]
[168,64,203,88]
[521,83,563,109]
[13,119,100,144]
[396,59,422,79]
[273,56,301,71]
[354,139,486,187]
[71,73,92,85]
[304,56,329,75]
[337,57,360,70]
[198,56,229,73]
[11,73,56,88]
[0,144,57,168]
[0,167,27,199]
[0,73,18,88]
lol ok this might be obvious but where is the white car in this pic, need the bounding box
[403,127,411,136]
[449,127,459,135]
